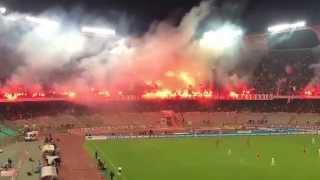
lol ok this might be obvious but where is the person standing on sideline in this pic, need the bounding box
[95,151,98,160]
[110,171,115,180]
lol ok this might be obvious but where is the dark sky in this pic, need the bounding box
[2,0,320,34]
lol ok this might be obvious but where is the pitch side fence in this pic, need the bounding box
[85,128,320,141]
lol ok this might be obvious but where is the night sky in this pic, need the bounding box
[1,0,320,34]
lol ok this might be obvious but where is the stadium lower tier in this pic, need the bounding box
[1,98,320,117]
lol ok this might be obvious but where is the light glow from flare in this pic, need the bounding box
[63,91,77,99]
[143,89,173,99]
[179,72,195,86]
[304,90,313,96]
[4,93,24,101]
[229,91,239,98]
[32,92,45,97]
[97,91,111,97]
[142,89,213,99]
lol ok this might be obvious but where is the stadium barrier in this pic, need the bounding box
[8,94,320,102]
[85,128,319,141]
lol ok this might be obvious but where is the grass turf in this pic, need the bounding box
[0,124,17,138]
[85,135,320,180]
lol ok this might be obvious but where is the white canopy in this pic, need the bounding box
[41,166,57,179]
[26,131,39,136]
[24,131,39,141]
[46,155,60,165]
[42,144,55,153]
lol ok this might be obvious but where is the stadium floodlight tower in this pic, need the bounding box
[81,26,116,38]
[267,21,306,34]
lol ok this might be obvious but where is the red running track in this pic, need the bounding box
[55,134,104,180]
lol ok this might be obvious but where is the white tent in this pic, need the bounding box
[40,166,57,180]
[42,144,55,153]
[46,155,60,165]
[24,131,39,141]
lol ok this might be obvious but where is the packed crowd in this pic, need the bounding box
[253,49,316,95]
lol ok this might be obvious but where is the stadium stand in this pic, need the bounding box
[4,109,319,136]
[253,49,316,95]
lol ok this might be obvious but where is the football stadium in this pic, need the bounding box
[1,0,320,180]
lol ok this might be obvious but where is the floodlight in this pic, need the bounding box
[267,24,291,33]
[0,6,6,15]
[268,21,306,34]
[81,26,116,37]
[200,25,243,51]
[25,15,60,29]
[291,21,306,28]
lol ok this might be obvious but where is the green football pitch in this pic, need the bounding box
[85,135,320,180]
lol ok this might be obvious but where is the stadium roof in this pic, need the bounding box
[2,0,320,34]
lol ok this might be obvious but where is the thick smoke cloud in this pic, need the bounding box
[0,1,254,95]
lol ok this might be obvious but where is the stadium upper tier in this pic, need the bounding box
[1,25,320,98]
[253,49,316,94]
[248,26,320,95]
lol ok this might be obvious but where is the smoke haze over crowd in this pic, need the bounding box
[0,0,256,97]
